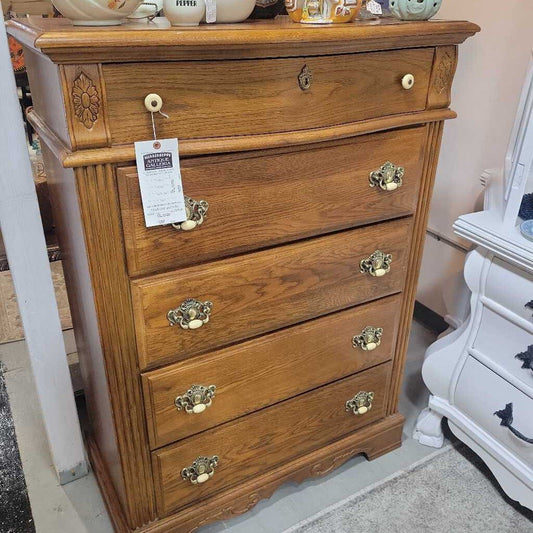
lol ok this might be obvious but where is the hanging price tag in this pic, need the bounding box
[366,0,382,15]
[134,138,187,228]
[205,0,216,23]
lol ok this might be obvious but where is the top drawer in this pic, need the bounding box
[103,48,434,144]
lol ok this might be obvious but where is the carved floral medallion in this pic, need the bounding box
[72,72,100,129]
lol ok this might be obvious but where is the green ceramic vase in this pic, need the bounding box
[389,0,442,20]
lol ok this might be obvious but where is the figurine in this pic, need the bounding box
[389,0,442,21]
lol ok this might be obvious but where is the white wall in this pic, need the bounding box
[417,0,533,316]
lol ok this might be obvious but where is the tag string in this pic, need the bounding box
[151,110,170,141]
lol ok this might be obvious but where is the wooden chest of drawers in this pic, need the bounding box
[8,16,478,533]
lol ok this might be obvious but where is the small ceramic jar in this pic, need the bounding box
[389,0,442,21]
[164,0,205,26]
[285,0,362,24]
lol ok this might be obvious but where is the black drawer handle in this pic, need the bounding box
[515,345,533,372]
[494,403,533,444]
[526,300,533,318]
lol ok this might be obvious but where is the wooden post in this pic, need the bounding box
[0,25,88,484]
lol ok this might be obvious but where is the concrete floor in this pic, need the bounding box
[1,320,441,533]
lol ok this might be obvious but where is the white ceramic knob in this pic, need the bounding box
[144,93,163,113]
[401,74,415,90]
[197,473,209,484]
[192,404,207,414]
[358,406,368,415]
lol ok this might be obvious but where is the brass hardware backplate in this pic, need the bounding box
[353,326,383,351]
[175,384,217,414]
[298,64,313,91]
[167,298,213,330]
[369,162,405,192]
[181,456,219,485]
[360,250,392,278]
[171,196,209,231]
[346,391,374,415]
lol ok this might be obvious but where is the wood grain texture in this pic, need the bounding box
[427,46,458,110]
[143,294,402,449]
[6,17,479,64]
[104,49,432,144]
[387,122,444,415]
[90,413,404,533]
[119,127,426,276]
[74,164,155,529]
[153,362,392,517]
[29,107,457,168]
[60,64,111,150]
[132,217,413,370]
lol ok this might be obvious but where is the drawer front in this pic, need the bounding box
[119,128,426,276]
[485,258,533,323]
[473,307,533,394]
[455,357,533,468]
[132,217,412,370]
[143,294,401,449]
[152,362,391,516]
[104,49,433,144]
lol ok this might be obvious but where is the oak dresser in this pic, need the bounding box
[7,16,479,532]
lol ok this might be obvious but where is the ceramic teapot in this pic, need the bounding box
[389,0,442,20]
[285,0,361,24]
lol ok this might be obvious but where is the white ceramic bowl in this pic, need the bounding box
[52,0,144,26]
[210,0,256,23]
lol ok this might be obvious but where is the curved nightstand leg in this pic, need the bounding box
[413,405,444,448]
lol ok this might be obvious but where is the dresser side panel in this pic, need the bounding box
[38,145,126,507]
[387,121,445,414]
[74,164,156,529]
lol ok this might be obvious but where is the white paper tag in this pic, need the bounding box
[366,0,382,15]
[205,0,216,23]
[134,138,187,228]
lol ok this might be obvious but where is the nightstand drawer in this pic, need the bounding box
[132,217,412,370]
[103,48,433,144]
[473,307,533,395]
[152,362,391,517]
[485,258,533,323]
[142,294,401,449]
[455,357,533,468]
[118,127,426,276]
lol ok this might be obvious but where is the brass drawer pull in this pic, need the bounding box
[401,73,415,90]
[360,250,392,277]
[353,327,383,352]
[369,162,405,192]
[346,391,374,416]
[175,385,216,414]
[167,298,213,330]
[298,64,312,91]
[181,456,219,485]
[171,196,209,231]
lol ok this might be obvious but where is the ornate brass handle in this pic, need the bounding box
[401,73,415,90]
[181,456,219,485]
[353,327,383,352]
[346,391,374,415]
[494,403,533,444]
[360,250,392,278]
[167,298,213,330]
[175,384,216,414]
[171,196,209,231]
[369,162,404,191]
[298,64,312,91]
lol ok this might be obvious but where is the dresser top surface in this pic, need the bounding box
[7,16,479,63]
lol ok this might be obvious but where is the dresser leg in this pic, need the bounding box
[413,405,444,448]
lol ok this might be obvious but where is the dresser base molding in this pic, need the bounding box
[426,396,533,510]
[88,414,404,533]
